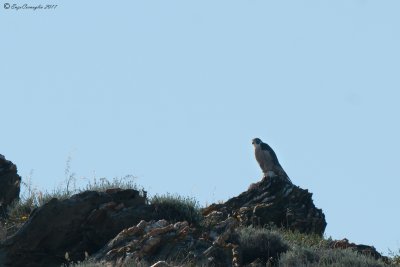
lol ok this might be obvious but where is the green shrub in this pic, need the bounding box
[151,193,202,225]
[279,246,386,267]
[237,226,289,264]
[276,228,331,249]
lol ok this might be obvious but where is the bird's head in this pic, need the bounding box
[252,138,262,146]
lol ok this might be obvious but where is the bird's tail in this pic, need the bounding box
[275,166,292,184]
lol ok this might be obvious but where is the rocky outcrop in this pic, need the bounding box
[0,188,152,267]
[93,219,195,266]
[91,218,241,267]
[0,174,328,267]
[203,175,327,236]
[0,154,21,216]
[330,238,388,262]
[90,174,324,267]
[89,218,388,267]
[90,215,292,267]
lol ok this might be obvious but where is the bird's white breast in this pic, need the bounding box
[255,146,274,173]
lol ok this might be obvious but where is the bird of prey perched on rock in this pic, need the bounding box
[252,138,292,183]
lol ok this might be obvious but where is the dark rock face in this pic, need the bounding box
[0,155,21,216]
[203,175,327,236]
[0,189,152,267]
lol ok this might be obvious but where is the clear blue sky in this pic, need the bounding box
[1,0,399,255]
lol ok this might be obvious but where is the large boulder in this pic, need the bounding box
[91,219,233,267]
[0,154,21,216]
[203,175,327,236]
[0,188,153,267]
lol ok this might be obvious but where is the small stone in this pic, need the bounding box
[150,261,174,267]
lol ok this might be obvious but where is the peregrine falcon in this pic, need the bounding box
[252,138,292,183]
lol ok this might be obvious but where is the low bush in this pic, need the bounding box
[275,228,331,249]
[151,193,202,225]
[236,226,289,264]
[279,246,387,267]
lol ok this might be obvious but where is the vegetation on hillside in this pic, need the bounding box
[68,226,397,267]
[151,193,202,225]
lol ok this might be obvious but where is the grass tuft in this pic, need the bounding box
[236,226,289,264]
[279,246,387,267]
[82,175,141,192]
[274,227,331,249]
[151,193,202,225]
[2,173,141,241]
